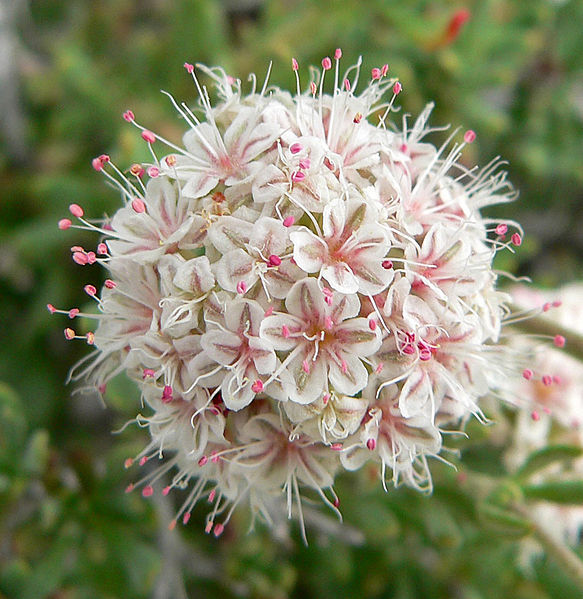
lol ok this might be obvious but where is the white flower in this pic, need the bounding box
[52,52,540,539]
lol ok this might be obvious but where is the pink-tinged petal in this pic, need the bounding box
[335,318,382,356]
[403,295,437,330]
[264,259,304,299]
[285,277,327,322]
[398,368,433,419]
[290,229,327,273]
[322,198,346,239]
[214,249,256,294]
[252,164,288,204]
[259,313,303,351]
[329,291,360,322]
[320,262,359,294]
[181,173,220,199]
[351,223,390,256]
[208,216,254,253]
[328,351,369,396]
[224,109,278,163]
[224,298,265,336]
[382,276,411,319]
[221,371,255,411]
[351,257,394,295]
[173,255,215,295]
[248,336,277,374]
[285,350,327,404]
[251,217,289,257]
[200,329,242,366]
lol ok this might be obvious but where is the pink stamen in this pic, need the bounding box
[104,279,116,289]
[84,284,97,297]
[213,523,224,537]
[371,67,381,80]
[290,142,302,154]
[69,204,84,218]
[344,78,351,91]
[334,48,342,60]
[64,328,75,340]
[198,456,208,467]
[283,216,295,227]
[392,82,402,95]
[205,521,213,534]
[147,166,160,178]
[236,280,247,295]
[381,64,389,76]
[68,308,79,319]
[310,81,317,95]
[302,359,310,374]
[298,158,311,170]
[141,130,156,143]
[366,438,376,451]
[162,385,173,403]
[324,316,334,330]
[264,306,274,317]
[139,456,148,466]
[522,368,534,380]
[124,458,134,469]
[291,58,298,71]
[251,379,264,394]
[464,130,476,144]
[183,62,194,74]
[125,484,134,494]
[531,411,540,422]
[97,242,108,255]
[382,259,393,269]
[282,325,290,338]
[123,110,135,122]
[165,155,177,167]
[495,223,508,235]
[183,512,191,525]
[542,375,552,386]
[511,233,522,246]
[132,198,146,213]
[330,443,343,451]
[142,485,154,497]
[267,254,282,267]
[58,218,72,230]
[208,489,216,503]
[291,170,305,182]
[162,486,171,496]
[553,335,566,348]
[47,303,57,314]
[369,319,377,331]
[322,57,332,70]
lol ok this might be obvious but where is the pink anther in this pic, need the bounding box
[58,218,72,230]
[162,385,173,403]
[162,486,171,496]
[47,303,57,314]
[143,368,155,379]
[464,130,476,144]
[98,243,108,255]
[236,280,247,294]
[302,359,310,374]
[495,223,508,235]
[381,64,389,76]
[283,216,295,227]
[139,456,148,466]
[132,198,146,213]
[366,438,376,451]
[292,58,299,71]
[344,78,351,92]
[322,57,332,70]
[198,456,208,467]
[522,368,534,380]
[298,158,311,170]
[165,155,177,167]
[542,375,552,386]
[554,335,566,348]
[123,110,135,122]
[267,254,282,267]
[251,379,264,394]
[382,259,393,269]
[393,82,402,95]
[69,204,84,218]
[124,458,134,469]
[371,67,381,80]
[142,485,154,497]
[291,170,305,182]
[310,81,317,95]
[86,252,97,264]
[68,308,80,318]
[141,130,156,143]
[511,233,522,246]
[531,411,540,422]
[64,328,76,340]
[84,284,97,297]
[330,443,343,451]
[104,279,116,289]
[334,48,342,60]
[282,325,290,338]
[147,166,160,178]
[183,62,194,74]
[130,164,145,178]
[208,489,216,503]
[213,523,224,537]
[290,143,302,154]
[86,332,95,345]
[353,113,363,124]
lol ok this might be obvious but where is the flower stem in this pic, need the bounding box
[512,502,583,590]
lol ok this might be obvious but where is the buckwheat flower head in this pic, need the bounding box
[52,52,537,540]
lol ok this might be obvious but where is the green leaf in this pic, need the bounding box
[477,502,532,537]
[522,481,583,505]
[516,445,583,481]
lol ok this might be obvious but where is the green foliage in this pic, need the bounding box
[1,0,582,597]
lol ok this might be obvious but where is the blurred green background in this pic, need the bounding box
[1,1,583,597]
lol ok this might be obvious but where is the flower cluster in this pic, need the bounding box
[51,52,533,539]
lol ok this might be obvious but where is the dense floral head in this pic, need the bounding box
[51,51,539,539]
